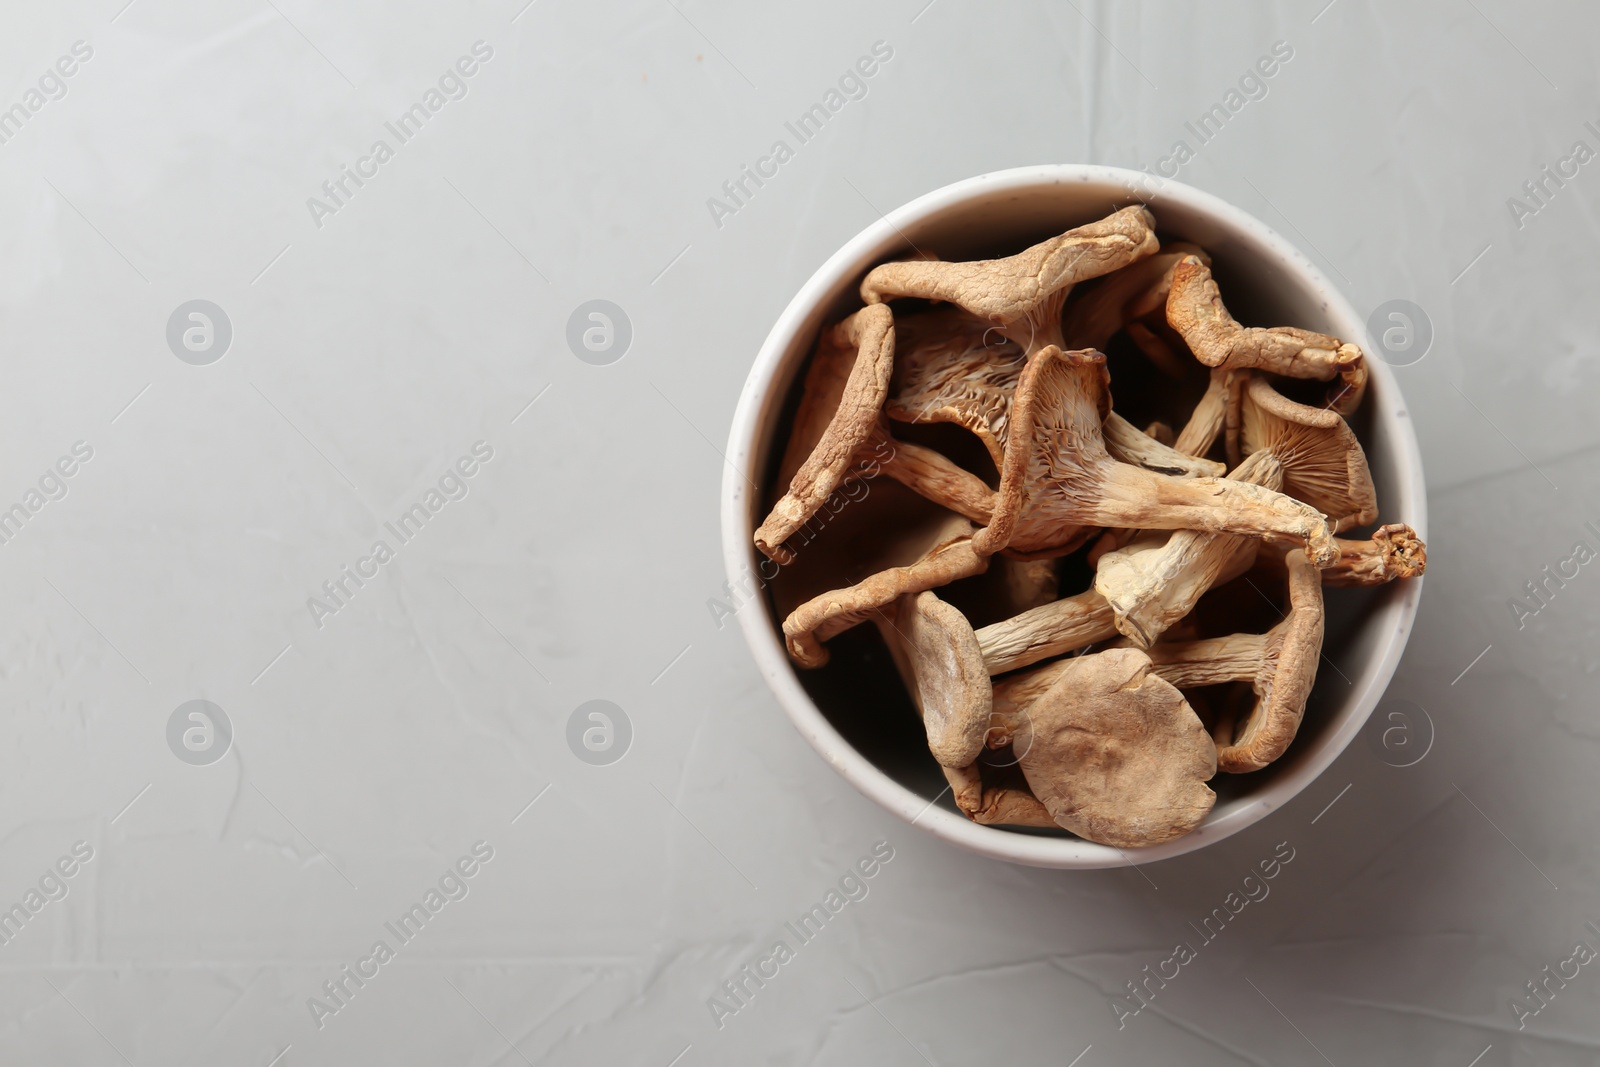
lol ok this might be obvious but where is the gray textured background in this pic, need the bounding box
[0,1,1594,1064]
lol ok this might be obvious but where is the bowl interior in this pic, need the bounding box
[725,167,1425,867]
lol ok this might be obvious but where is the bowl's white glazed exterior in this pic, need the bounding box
[721,165,1426,868]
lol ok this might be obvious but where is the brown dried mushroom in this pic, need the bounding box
[756,306,896,562]
[974,346,1338,564]
[755,307,1001,564]
[1238,375,1377,532]
[1140,546,1326,772]
[987,648,1217,847]
[1166,254,1368,415]
[876,590,992,769]
[782,515,986,668]
[862,206,1160,357]
[1091,452,1279,649]
[1256,522,1427,587]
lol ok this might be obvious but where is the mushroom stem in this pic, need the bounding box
[1092,449,1283,648]
[1103,411,1226,478]
[972,787,1058,828]
[865,428,996,525]
[1256,522,1428,587]
[1063,245,1206,346]
[975,590,1118,675]
[1173,367,1250,460]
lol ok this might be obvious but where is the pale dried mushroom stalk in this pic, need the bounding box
[987,648,1217,847]
[1063,243,1210,351]
[974,587,1118,675]
[1172,366,1248,459]
[1167,255,1367,414]
[971,785,1057,828]
[1092,451,1281,648]
[1258,522,1427,587]
[1102,411,1225,479]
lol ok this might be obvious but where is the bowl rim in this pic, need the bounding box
[720,164,1427,869]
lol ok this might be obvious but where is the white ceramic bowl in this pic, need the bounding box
[721,165,1426,868]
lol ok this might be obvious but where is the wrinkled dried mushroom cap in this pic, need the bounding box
[1240,375,1377,533]
[879,591,993,769]
[995,648,1217,847]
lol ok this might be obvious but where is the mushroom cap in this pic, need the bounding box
[974,345,1113,556]
[1239,375,1378,533]
[1218,547,1326,772]
[1011,648,1217,847]
[756,304,897,563]
[860,205,1159,324]
[884,591,993,769]
[886,306,1024,468]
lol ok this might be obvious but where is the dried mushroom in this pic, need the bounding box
[1167,254,1368,415]
[1238,375,1378,532]
[1140,547,1326,772]
[782,515,985,668]
[755,203,1427,847]
[876,591,992,769]
[756,306,895,562]
[974,346,1338,563]
[862,206,1159,357]
[988,648,1217,847]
